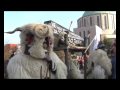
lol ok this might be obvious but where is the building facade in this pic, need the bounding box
[74,11,116,52]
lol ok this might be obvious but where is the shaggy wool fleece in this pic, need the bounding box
[7,51,67,79]
[68,60,84,79]
[54,51,65,63]
[87,65,106,79]
[54,31,84,79]
[86,49,112,79]
[7,24,67,79]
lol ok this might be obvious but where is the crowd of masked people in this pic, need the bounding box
[4,39,116,79]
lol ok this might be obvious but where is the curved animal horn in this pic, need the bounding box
[4,27,22,34]
[34,24,49,38]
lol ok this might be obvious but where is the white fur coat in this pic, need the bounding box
[7,51,67,79]
[7,24,68,79]
[86,49,112,79]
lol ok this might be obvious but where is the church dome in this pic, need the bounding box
[82,11,116,17]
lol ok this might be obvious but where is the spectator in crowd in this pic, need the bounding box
[97,41,106,50]
[111,39,116,79]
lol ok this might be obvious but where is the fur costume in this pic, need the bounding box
[6,24,67,79]
[54,31,84,79]
[86,49,112,79]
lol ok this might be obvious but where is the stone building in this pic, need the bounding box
[74,11,116,52]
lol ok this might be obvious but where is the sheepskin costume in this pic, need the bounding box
[54,32,67,63]
[86,49,112,79]
[6,24,67,79]
[54,31,84,79]
[68,59,84,79]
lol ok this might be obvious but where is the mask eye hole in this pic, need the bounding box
[91,62,94,67]
[25,32,34,44]
[26,33,34,39]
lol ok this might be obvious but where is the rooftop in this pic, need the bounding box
[82,11,116,17]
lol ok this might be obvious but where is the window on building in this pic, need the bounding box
[84,18,86,27]
[82,18,83,27]
[79,32,81,36]
[111,16,113,29]
[112,15,115,30]
[104,16,107,29]
[83,31,85,37]
[87,31,90,37]
[113,15,115,29]
[90,17,92,26]
[77,21,79,28]
[80,20,81,28]
[83,31,86,46]
[97,16,100,27]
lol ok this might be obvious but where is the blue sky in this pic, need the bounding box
[4,11,85,44]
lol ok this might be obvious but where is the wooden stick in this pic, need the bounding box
[40,66,42,79]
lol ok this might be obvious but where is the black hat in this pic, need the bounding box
[98,43,105,49]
